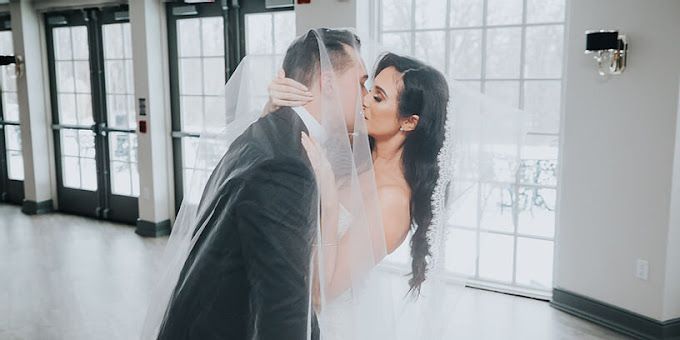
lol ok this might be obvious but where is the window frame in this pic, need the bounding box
[0,14,25,204]
[166,0,294,211]
[376,0,567,298]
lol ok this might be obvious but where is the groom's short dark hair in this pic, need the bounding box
[282,28,361,87]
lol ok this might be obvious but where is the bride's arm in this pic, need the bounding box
[301,133,341,307]
[261,70,314,116]
[302,135,411,303]
[321,187,410,300]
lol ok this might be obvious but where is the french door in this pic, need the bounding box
[46,7,139,224]
[167,0,295,210]
[0,15,24,204]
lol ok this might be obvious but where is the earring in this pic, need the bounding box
[399,127,405,131]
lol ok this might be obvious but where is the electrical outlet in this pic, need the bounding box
[636,259,649,280]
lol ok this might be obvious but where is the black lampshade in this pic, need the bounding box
[0,55,17,66]
[585,31,620,51]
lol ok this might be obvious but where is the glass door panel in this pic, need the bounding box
[47,7,138,224]
[0,16,25,204]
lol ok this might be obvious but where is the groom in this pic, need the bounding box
[156,29,366,340]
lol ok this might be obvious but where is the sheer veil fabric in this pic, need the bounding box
[141,28,529,339]
[350,33,530,340]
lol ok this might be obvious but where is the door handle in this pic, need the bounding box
[90,123,107,137]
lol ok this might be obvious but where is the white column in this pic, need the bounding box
[9,0,53,214]
[130,0,172,236]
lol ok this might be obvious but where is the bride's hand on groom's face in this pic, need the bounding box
[267,69,314,112]
[301,132,336,196]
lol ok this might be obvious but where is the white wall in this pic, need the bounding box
[556,0,680,321]
[664,86,680,320]
[295,0,357,35]
[32,0,124,11]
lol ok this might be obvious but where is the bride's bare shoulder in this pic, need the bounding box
[377,184,411,253]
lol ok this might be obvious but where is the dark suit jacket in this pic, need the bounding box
[157,107,319,340]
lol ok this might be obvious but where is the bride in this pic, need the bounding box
[266,52,449,298]
[268,42,528,340]
[265,52,450,340]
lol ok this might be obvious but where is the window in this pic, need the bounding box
[168,1,295,209]
[244,10,296,108]
[52,25,98,191]
[379,0,565,296]
[46,7,139,223]
[245,11,296,56]
[0,20,24,182]
[103,22,139,197]
[0,15,25,204]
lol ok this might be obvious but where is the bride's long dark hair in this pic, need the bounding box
[373,53,449,293]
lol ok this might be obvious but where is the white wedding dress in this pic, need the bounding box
[318,204,354,340]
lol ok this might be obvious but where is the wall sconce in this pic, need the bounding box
[585,30,628,76]
[0,55,24,79]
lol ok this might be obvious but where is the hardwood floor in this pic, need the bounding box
[0,204,630,339]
